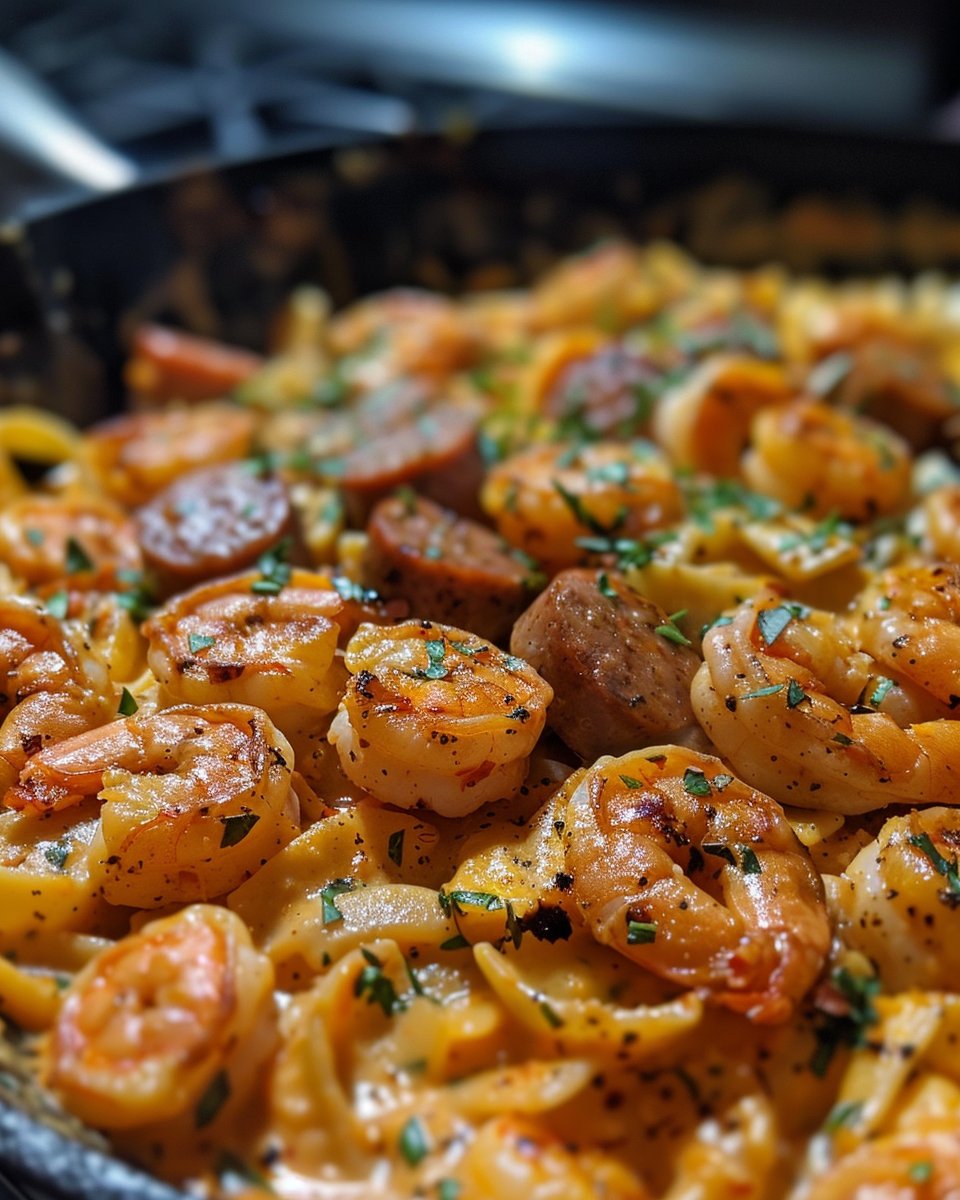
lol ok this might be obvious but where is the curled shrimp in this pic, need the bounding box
[44,904,275,1130]
[849,563,960,716]
[563,746,830,1023]
[651,354,793,477]
[923,485,960,563]
[0,595,115,793]
[6,704,299,907]
[742,398,911,521]
[328,620,553,816]
[481,440,683,573]
[82,404,256,507]
[0,493,141,592]
[143,569,385,741]
[803,1126,960,1200]
[692,590,960,813]
[834,807,960,991]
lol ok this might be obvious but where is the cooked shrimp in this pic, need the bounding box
[45,904,275,1130]
[651,354,793,477]
[923,485,960,563]
[328,288,479,387]
[454,1115,652,1200]
[742,398,911,521]
[834,807,960,991]
[143,569,385,740]
[481,440,683,573]
[0,595,116,793]
[82,405,255,507]
[6,704,299,907]
[803,1126,960,1200]
[0,493,141,592]
[563,746,830,1023]
[328,620,552,816]
[692,590,960,813]
[849,563,960,715]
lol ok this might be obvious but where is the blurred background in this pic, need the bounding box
[3,0,960,419]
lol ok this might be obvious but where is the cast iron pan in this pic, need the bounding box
[4,119,960,1197]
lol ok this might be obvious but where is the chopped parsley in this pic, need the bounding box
[387,829,405,867]
[440,934,470,951]
[714,774,734,790]
[655,609,691,647]
[823,1100,863,1133]
[251,538,292,595]
[739,846,762,875]
[807,351,854,397]
[786,679,808,708]
[757,604,796,646]
[552,478,623,537]
[626,919,657,944]
[810,967,880,1076]
[188,633,217,654]
[43,840,69,871]
[832,732,854,746]
[682,767,712,797]
[740,683,784,700]
[414,638,448,681]
[908,831,960,900]
[46,590,69,619]
[438,1180,462,1200]
[320,878,357,924]
[331,575,378,604]
[117,687,138,717]
[586,460,630,486]
[870,676,895,707]
[398,1116,429,1166]
[195,1070,231,1128]
[25,528,44,546]
[446,889,503,912]
[619,774,644,789]
[215,1151,275,1194]
[597,571,618,600]
[355,948,404,1017]
[703,843,737,866]
[779,511,854,554]
[909,1161,933,1184]
[65,537,94,575]
[539,999,564,1028]
[219,812,261,849]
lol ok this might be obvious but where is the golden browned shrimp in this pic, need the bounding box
[803,1126,960,1200]
[6,704,299,907]
[834,807,960,991]
[563,746,829,1023]
[481,440,683,574]
[692,591,960,813]
[742,398,911,521]
[0,595,116,793]
[923,485,960,563]
[44,904,275,1130]
[651,354,793,477]
[0,493,142,593]
[82,405,255,507]
[849,563,960,716]
[143,569,385,741]
[328,620,552,816]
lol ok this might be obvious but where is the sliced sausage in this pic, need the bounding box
[327,398,482,525]
[137,463,294,595]
[126,325,263,403]
[363,494,540,644]
[510,568,700,761]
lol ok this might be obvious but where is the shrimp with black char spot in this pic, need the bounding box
[563,746,830,1023]
[328,620,552,816]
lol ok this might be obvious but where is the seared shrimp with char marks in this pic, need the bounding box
[742,398,911,521]
[45,904,275,1130]
[6,704,299,908]
[328,620,552,816]
[849,562,960,716]
[803,1126,960,1200]
[481,440,683,574]
[144,569,384,741]
[692,591,960,813]
[0,595,116,793]
[564,746,830,1023]
[834,807,960,991]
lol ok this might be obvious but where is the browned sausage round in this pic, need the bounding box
[510,568,700,761]
[362,494,540,644]
[137,463,293,594]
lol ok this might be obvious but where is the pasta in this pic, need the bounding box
[1,240,960,1198]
